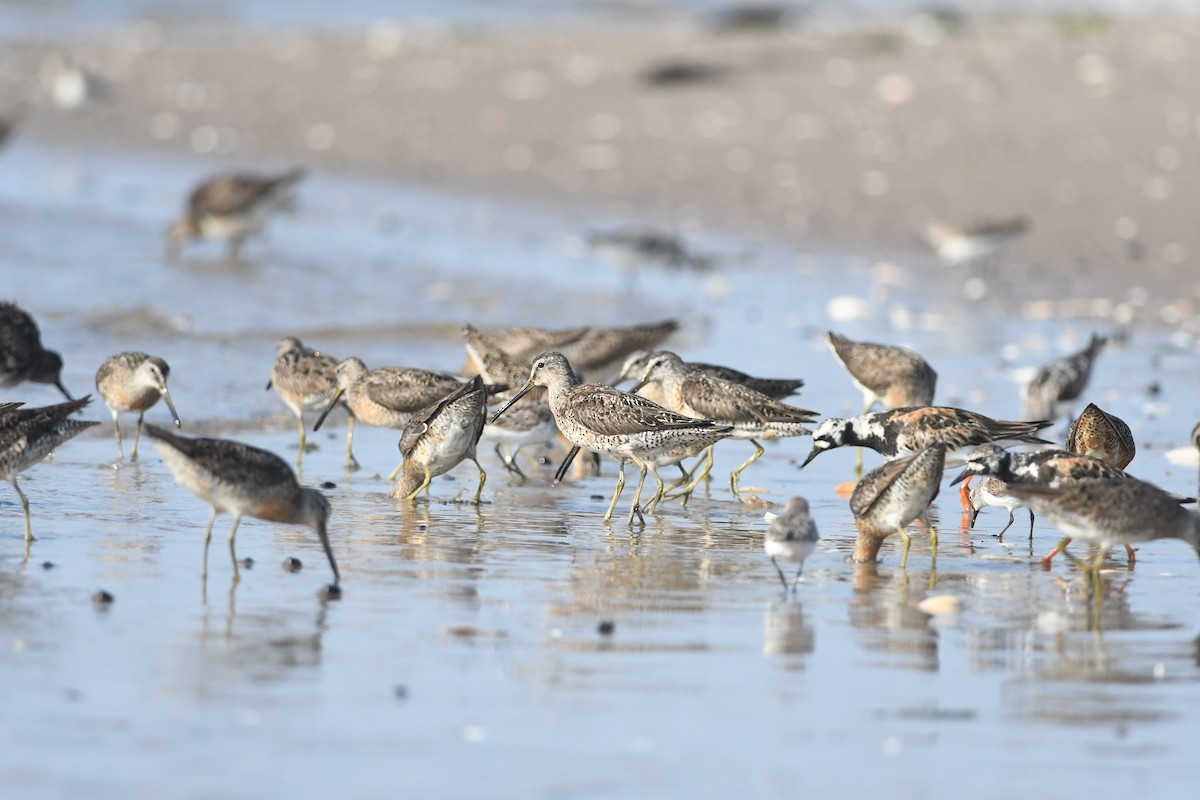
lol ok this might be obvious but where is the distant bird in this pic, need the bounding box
[631,350,816,498]
[921,216,1029,267]
[824,332,936,413]
[1005,478,1199,580]
[145,425,340,591]
[95,352,181,461]
[267,337,338,467]
[802,406,1053,470]
[42,55,108,110]
[764,497,819,591]
[1022,334,1106,422]
[490,352,731,524]
[1065,402,1133,469]
[0,301,72,400]
[850,444,946,567]
[1,397,98,542]
[586,229,711,287]
[389,376,488,505]
[313,356,464,474]
[166,168,306,260]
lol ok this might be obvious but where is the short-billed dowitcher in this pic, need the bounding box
[388,376,488,504]
[631,350,816,498]
[462,325,560,478]
[95,352,181,461]
[0,301,72,400]
[268,337,338,466]
[166,168,306,260]
[144,424,340,590]
[616,350,804,401]
[1021,334,1106,422]
[312,356,464,473]
[490,352,731,524]
[802,406,1052,470]
[1065,402,1134,469]
[1,397,98,542]
[1005,478,1199,580]
[921,216,1029,267]
[850,443,946,568]
[764,497,819,592]
[486,320,678,379]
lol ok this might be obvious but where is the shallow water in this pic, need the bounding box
[2,140,1200,798]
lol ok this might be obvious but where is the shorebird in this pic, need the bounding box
[850,444,946,568]
[490,352,731,524]
[921,216,1029,267]
[95,352,181,461]
[462,325,560,478]
[1,397,98,542]
[484,320,678,379]
[1065,402,1134,468]
[145,425,340,590]
[631,350,817,498]
[388,376,488,504]
[166,168,306,260]
[312,357,464,473]
[764,497,819,592]
[802,406,1052,470]
[42,54,107,110]
[824,332,936,413]
[1005,478,1200,580]
[616,350,804,401]
[267,337,338,466]
[0,301,72,400]
[1021,334,1106,422]
[965,476,1031,539]
[824,331,937,474]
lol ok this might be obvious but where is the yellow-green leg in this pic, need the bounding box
[627,459,649,525]
[929,520,938,569]
[603,459,627,522]
[130,412,145,461]
[201,507,217,579]
[344,414,359,470]
[668,446,714,504]
[730,439,765,497]
[13,478,33,542]
[228,514,243,584]
[405,464,433,503]
[896,523,912,569]
[387,459,404,482]
[644,464,674,513]
[470,458,487,504]
[112,413,125,461]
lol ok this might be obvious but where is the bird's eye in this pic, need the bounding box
[535,361,545,370]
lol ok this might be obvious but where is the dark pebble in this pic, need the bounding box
[417,525,427,531]
[598,620,615,636]
[283,557,303,573]
[1146,382,1162,396]
[41,561,55,570]
[590,494,605,501]
[393,684,408,701]
[91,590,114,605]
[321,481,337,489]
[240,557,254,569]
[317,583,342,601]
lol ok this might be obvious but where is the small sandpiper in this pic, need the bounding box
[388,376,488,505]
[312,356,464,473]
[1021,334,1106,422]
[267,337,338,467]
[144,424,340,592]
[0,301,73,400]
[850,443,946,568]
[490,352,731,525]
[764,497,819,592]
[921,216,1029,267]
[95,352,181,461]
[166,168,306,261]
[802,406,1053,470]
[631,350,816,498]
[1,397,98,543]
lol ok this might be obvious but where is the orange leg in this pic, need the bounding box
[958,474,974,517]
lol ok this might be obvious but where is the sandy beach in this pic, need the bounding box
[4,10,1200,314]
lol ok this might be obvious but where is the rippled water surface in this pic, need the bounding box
[2,142,1200,798]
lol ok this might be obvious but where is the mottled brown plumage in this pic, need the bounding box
[389,376,488,504]
[1065,402,1134,469]
[268,337,338,466]
[825,331,936,413]
[95,352,181,461]
[166,168,305,260]
[850,443,946,567]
